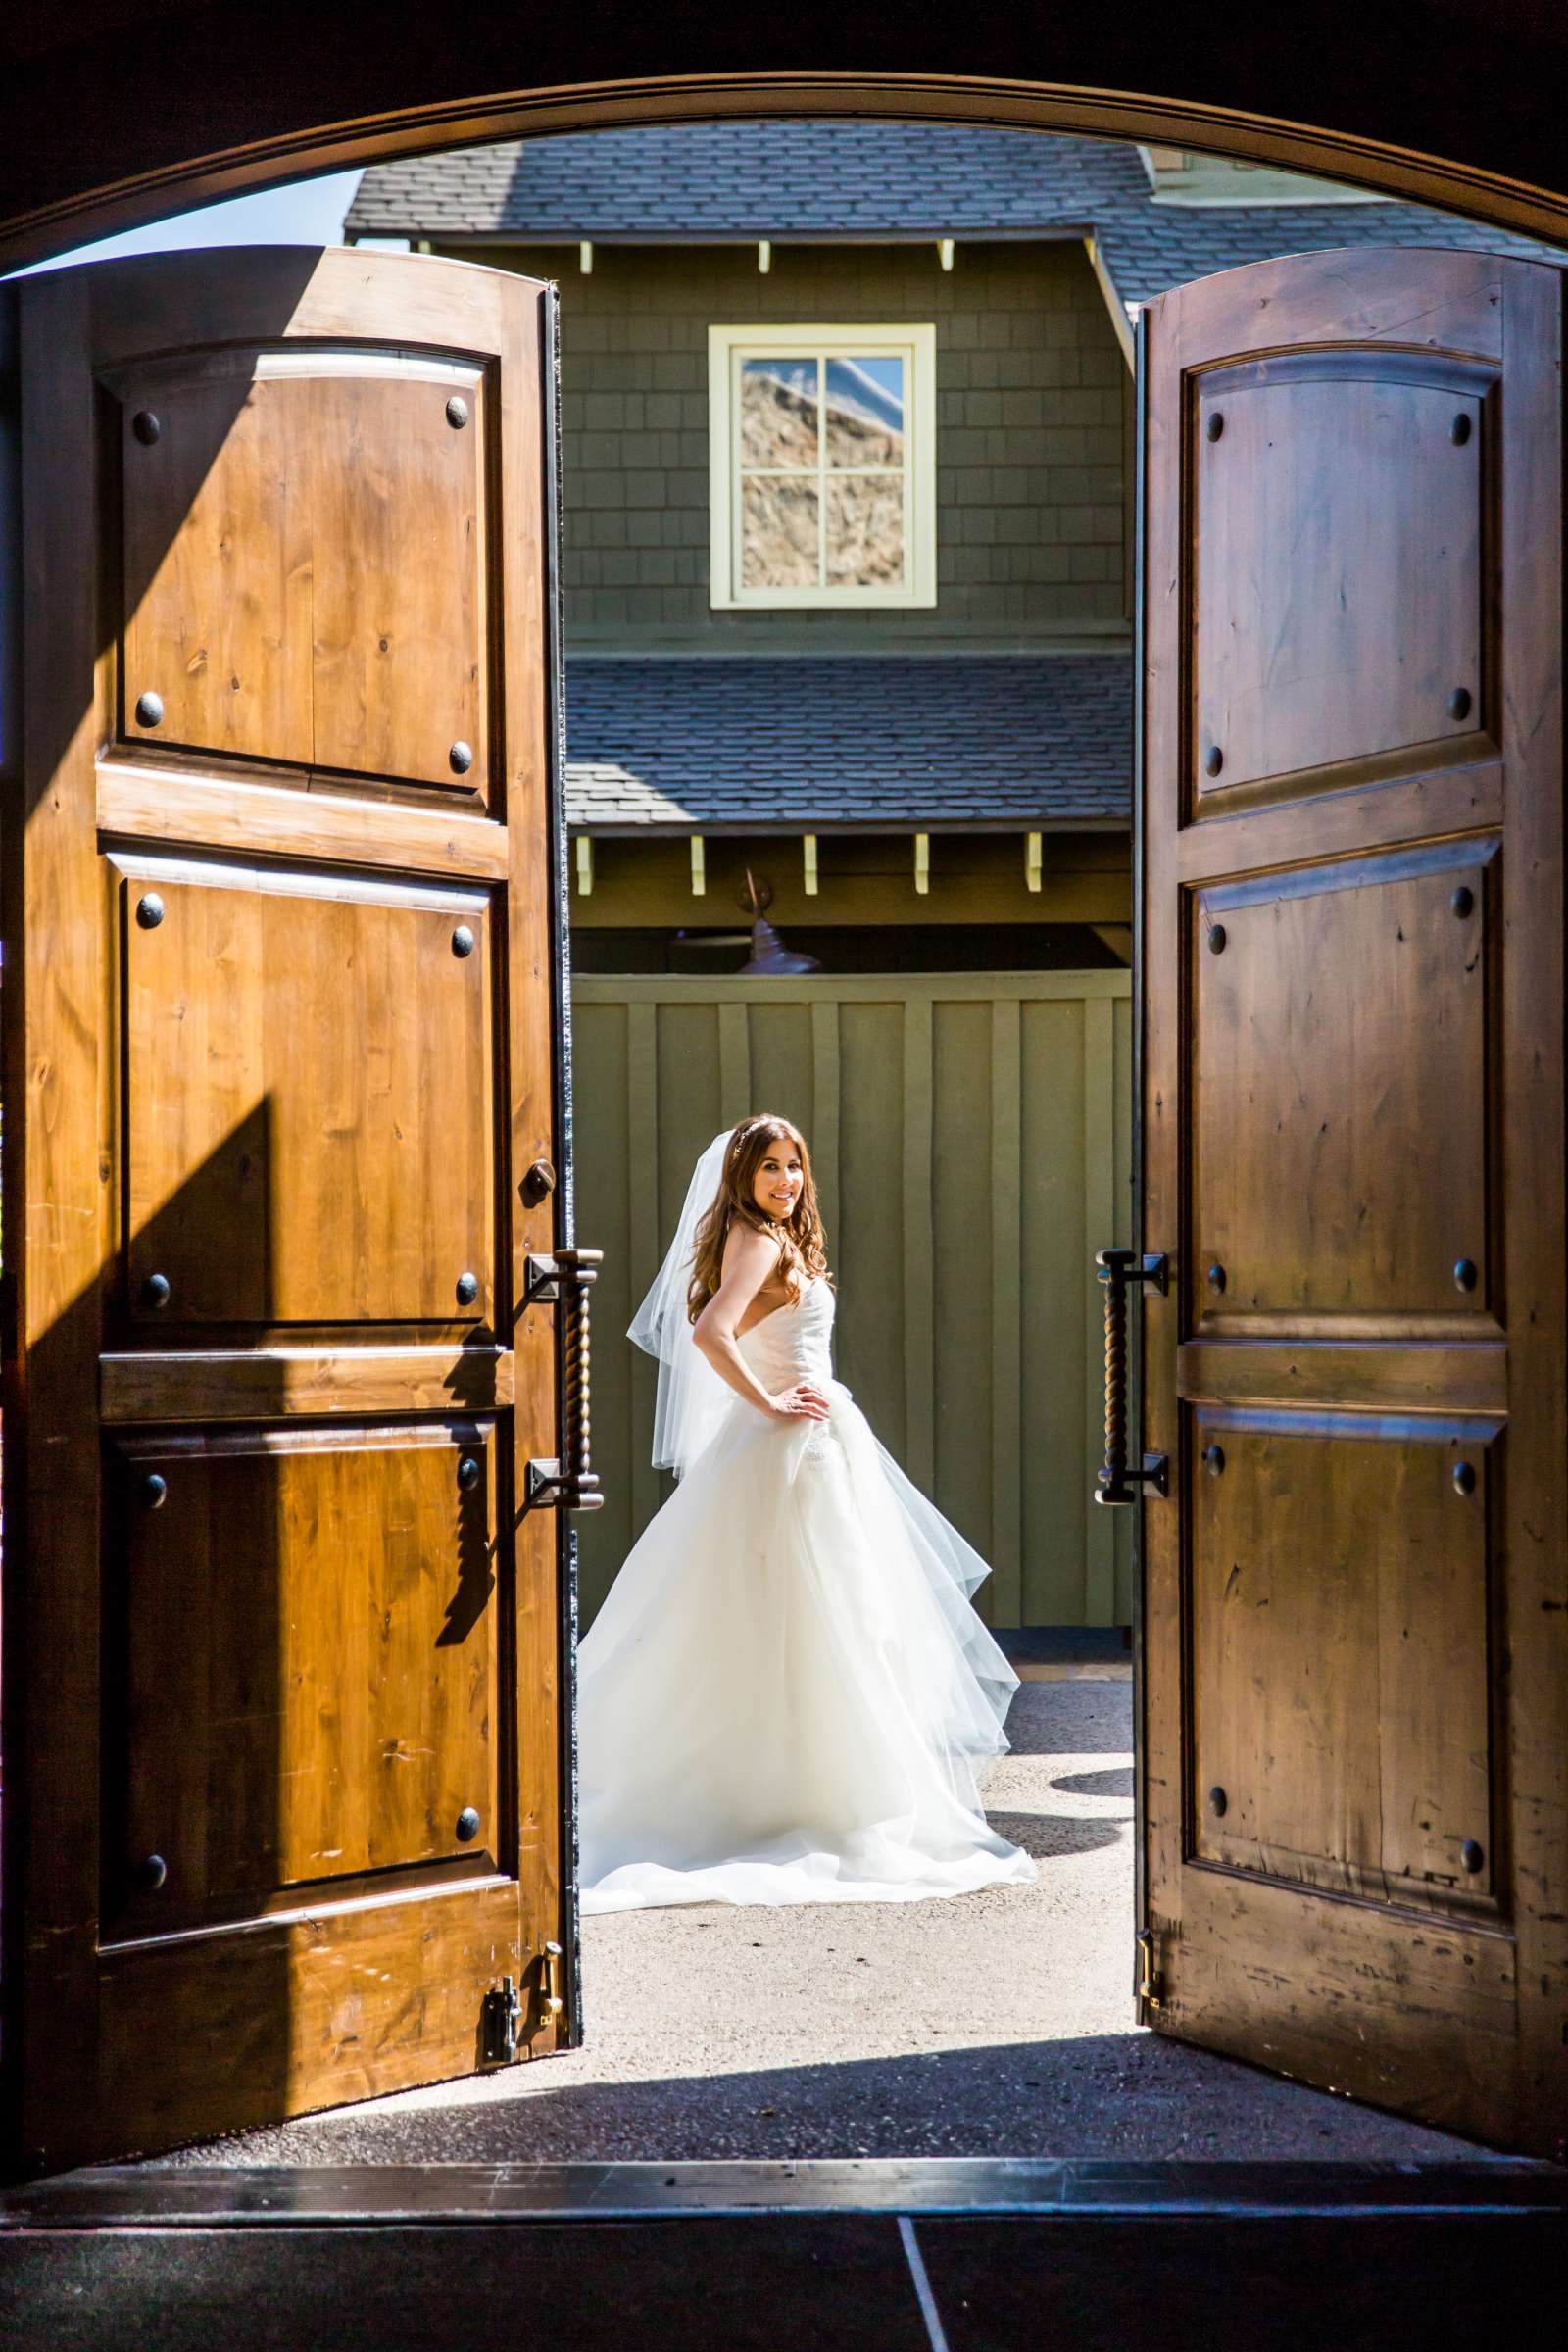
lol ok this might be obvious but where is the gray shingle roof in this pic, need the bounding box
[347,122,1561,310]
[563,655,1130,832]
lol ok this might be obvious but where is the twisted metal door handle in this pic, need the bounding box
[1093,1248,1169,1507]
[524,1246,606,1512]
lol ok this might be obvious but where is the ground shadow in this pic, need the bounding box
[145,2031,1484,2169]
[984,1809,1127,1861]
[1001,1680,1131,1757]
[1052,1767,1133,1800]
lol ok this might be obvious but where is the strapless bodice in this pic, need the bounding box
[735,1276,837,1394]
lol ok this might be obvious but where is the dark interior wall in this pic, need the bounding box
[466,240,1127,652]
[4,10,1568,266]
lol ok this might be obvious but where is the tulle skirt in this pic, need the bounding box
[576,1382,1037,1912]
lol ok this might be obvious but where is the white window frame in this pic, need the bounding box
[708,322,937,611]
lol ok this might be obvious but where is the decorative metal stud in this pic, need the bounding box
[457,1454,481,1492]
[135,690,165,729]
[1205,413,1224,443]
[456,1270,479,1308]
[1453,1257,1479,1293]
[1461,1839,1485,1875]
[456,1807,481,1843]
[1207,922,1227,954]
[140,1472,168,1510]
[451,923,476,958]
[1208,1787,1229,1818]
[1204,746,1224,778]
[1451,884,1475,919]
[139,1853,168,1893]
[446,394,469,429]
[1452,1459,1477,1496]
[1204,1445,1226,1477]
[136,892,165,930]
[1450,414,1472,446]
[1207,1263,1228,1294]
[1448,687,1473,722]
[449,740,474,775]
[141,1272,172,1311]
[132,409,161,446]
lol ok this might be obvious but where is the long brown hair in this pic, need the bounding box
[686,1114,831,1322]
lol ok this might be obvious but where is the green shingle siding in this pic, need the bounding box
[460,241,1129,650]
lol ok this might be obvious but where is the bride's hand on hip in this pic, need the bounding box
[767,1382,831,1424]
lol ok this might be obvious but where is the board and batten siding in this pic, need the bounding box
[572,971,1133,1630]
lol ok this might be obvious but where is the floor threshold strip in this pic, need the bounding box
[2,2157,1562,2230]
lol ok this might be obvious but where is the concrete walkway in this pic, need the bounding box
[147,1670,1483,2168]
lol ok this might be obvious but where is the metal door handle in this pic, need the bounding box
[524,1246,606,1512]
[1093,1248,1169,1507]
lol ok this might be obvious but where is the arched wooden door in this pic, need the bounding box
[0,248,587,2172]
[1135,248,1566,2157]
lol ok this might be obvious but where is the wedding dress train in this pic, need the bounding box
[577,1277,1036,1912]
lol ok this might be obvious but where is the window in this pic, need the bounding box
[708,324,936,609]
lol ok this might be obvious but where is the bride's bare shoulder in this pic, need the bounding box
[721,1219,782,1279]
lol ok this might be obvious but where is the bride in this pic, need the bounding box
[577,1113,1037,1912]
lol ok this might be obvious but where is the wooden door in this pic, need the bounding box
[0,249,583,2172]
[1138,249,1566,2156]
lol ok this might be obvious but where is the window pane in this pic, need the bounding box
[740,359,820,470]
[742,475,820,588]
[825,474,906,587]
[824,357,905,468]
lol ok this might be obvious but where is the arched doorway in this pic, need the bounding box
[3,21,1568,268]
[0,59,1560,2182]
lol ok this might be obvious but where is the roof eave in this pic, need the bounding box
[345,222,1098,249]
[564,813,1130,838]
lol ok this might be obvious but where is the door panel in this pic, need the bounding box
[2,249,575,2174]
[1140,248,1566,2155]
[1193,842,1496,1325]
[1192,353,1489,803]
[121,858,495,1327]
[118,350,490,799]
[1191,1409,1499,1909]
[106,1421,502,1937]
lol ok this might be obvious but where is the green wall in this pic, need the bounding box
[571,969,1133,1630]
[464,241,1130,651]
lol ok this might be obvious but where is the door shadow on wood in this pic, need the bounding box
[127,1099,275,1326]
[94,1111,295,2152]
[14,1100,504,2166]
[7,274,312,837]
[5,1109,296,2163]
[438,1472,496,1648]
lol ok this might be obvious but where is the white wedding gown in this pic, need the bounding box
[577,1277,1037,1911]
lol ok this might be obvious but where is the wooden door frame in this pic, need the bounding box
[0,65,1561,2180]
